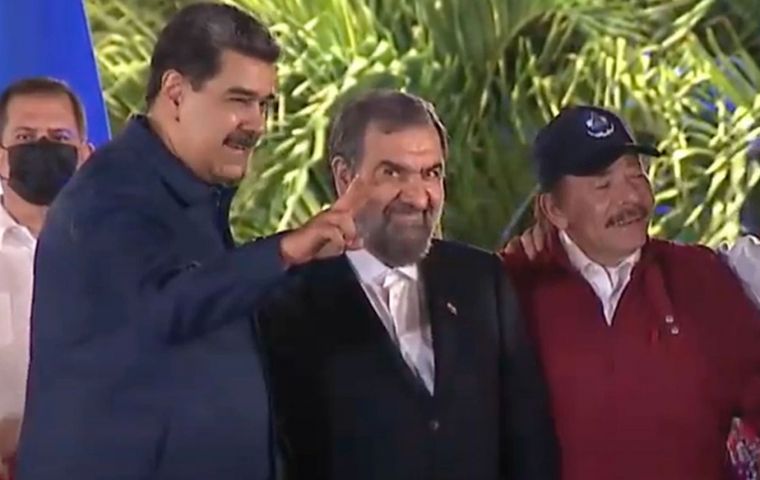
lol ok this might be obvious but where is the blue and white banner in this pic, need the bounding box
[0,0,110,146]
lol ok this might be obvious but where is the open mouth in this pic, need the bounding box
[223,140,252,153]
[223,132,259,153]
[607,213,646,228]
[388,211,426,223]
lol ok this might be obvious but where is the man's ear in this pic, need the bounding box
[538,190,569,231]
[331,156,352,197]
[161,70,186,120]
[77,141,95,167]
[0,145,9,180]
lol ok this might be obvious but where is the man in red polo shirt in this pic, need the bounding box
[501,105,760,480]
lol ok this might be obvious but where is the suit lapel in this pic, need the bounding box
[421,243,460,399]
[326,256,433,396]
[321,255,381,337]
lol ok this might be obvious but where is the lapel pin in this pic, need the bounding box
[446,302,458,316]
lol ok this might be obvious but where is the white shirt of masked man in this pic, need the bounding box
[0,198,36,450]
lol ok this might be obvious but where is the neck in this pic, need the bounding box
[587,250,631,268]
[145,111,181,159]
[145,110,209,183]
[560,230,639,268]
[363,244,424,269]
[1,188,46,237]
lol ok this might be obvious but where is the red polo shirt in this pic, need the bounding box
[503,236,760,480]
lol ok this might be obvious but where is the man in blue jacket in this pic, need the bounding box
[16,4,367,480]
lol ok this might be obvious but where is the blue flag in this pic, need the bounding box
[0,0,111,146]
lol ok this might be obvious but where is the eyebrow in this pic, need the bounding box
[49,127,76,136]
[376,159,444,172]
[13,126,78,136]
[424,162,444,172]
[225,87,274,101]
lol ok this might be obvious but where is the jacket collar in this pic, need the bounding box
[558,229,641,275]
[544,228,656,273]
[119,115,236,206]
[346,248,419,286]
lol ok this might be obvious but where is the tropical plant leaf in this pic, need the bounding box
[85,0,760,248]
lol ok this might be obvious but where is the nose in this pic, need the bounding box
[239,103,267,135]
[617,176,647,205]
[398,179,431,211]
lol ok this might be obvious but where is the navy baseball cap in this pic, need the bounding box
[534,106,662,190]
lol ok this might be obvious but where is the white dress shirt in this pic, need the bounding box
[722,235,760,308]
[559,230,640,326]
[0,200,35,426]
[346,249,435,393]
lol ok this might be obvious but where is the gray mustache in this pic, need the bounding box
[606,205,648,227]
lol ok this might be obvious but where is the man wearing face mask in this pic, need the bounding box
[501,106,760,480]
[257,89,558,480]
[17,4,369,480]
[0,77,90,480]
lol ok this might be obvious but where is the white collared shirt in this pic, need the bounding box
[346,249,435,393]
[0,199,36,424]
[559,230,640,326]
[722,235,760,308]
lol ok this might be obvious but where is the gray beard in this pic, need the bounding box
[358,214,435,267]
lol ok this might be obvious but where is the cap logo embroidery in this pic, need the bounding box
[585,112,615,138]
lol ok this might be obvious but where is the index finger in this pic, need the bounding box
[332,173,372,216]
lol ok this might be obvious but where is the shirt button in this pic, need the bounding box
[670,326,680,335]
[429,419,440,432]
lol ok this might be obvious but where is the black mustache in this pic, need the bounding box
[606,205,648,228]
[224,131,261,149]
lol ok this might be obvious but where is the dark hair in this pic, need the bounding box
[327,89,449,170]
[145,2,280,106]
[0,77,86,137]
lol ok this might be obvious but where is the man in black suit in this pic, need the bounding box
[258,89,558,480]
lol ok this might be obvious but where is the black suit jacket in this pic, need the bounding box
[258,240,558,480]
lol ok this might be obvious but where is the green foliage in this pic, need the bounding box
[84,0,760,248]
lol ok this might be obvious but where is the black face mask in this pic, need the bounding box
[4,139,78,206]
